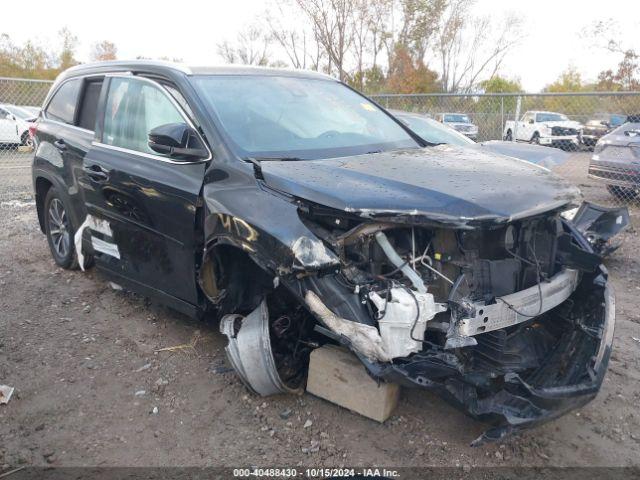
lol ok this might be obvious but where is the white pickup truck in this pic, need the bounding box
[503,110,582,149]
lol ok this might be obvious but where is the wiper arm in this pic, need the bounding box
[244,156,303,180]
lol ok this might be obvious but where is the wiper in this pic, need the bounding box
[244,156,303,180]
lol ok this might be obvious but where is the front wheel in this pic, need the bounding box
[531,132,540,145]
[44,188,78,269]
[20,131,34,148]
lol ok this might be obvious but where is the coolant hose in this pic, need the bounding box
[374,231,427,293]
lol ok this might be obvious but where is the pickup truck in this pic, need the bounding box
[503,110,582,150]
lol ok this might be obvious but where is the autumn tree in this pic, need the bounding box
[91,40,118,61]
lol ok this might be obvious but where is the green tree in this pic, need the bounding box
[57,27,79,70]
[479,76,521,93]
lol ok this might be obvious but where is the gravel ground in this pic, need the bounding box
[1,152,640,471]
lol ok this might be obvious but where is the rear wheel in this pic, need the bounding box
[504,130,512,141]
[44,188,78,269]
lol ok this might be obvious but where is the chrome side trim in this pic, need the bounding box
[456,268,579,336]
[91,141,210,165]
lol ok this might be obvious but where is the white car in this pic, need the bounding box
[0,104,34,148]
[503,111,582,150]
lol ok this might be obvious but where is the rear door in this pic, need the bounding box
[36,77,103,225]
[80,75,209,306]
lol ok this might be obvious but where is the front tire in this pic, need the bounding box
[20,131,34,148]
[44,187,78,269]
[531,132,540,145]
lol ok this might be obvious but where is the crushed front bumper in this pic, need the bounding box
[355,276,615,445]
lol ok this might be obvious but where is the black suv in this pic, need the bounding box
[33,61,616,444]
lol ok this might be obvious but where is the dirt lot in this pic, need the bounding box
[1,153,640,470]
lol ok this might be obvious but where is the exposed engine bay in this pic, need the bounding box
[218,199,619,444]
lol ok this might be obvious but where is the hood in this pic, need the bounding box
[260,146,581,225]
[479,140,569,169]
[600,123,640,145]
[540,120,582,129]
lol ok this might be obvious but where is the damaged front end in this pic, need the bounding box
[288,204,616,444]
[209,150,620,444]
[217,201,616,444]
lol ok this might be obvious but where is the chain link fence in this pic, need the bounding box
[371,91,640,207]
[1,77,639,209]
[0,77,52,201]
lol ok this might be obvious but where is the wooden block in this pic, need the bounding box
[306,344,400,423]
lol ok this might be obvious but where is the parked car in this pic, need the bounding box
[589,120,640,199]
[392,110,568,168]
[436,112,478,140]
[582,113,628,149]
[0,103,34,148]
[503,110,582,150]
[34,61,618,444]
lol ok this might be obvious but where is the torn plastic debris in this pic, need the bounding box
[0,385,15,404]
[570,202,630,256]
[220,299,303,396]
[305,291,391,362]
[74,214,119,270]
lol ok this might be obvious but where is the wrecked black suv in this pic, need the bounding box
[33,62,620,444]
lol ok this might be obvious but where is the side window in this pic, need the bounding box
[77,80,104,131]
[102,77,184,154]
[46,79,81,124]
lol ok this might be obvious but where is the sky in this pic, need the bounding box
[2,0,639,92]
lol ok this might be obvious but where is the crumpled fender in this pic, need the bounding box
[202,181,339,274]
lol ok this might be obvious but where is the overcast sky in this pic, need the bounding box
[2,0,638,91]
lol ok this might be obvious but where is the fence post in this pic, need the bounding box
[512,95,522,142]
[500,97,504,139]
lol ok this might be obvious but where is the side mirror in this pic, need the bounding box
[148,123,207,161]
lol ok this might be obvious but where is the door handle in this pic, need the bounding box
[83,164,109,182]
[54,139,67,151]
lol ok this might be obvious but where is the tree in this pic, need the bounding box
[294,0,355,81]
[435,1,522,92]
[385,43,440,94]
[217,26,271,66]
[57,27,78,70]
[479,76,522,93]
[91,40,118,61]
[543,67,584,92]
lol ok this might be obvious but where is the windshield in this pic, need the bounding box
[536,113,568,122]
[3,105,33,120]
[610,114,627,126]
[397,114,475,146]
[443,114,471,123]
[192,75,419,159]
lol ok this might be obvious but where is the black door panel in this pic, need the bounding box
[81,145,206,304]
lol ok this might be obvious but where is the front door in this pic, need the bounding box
[80,76,209,306]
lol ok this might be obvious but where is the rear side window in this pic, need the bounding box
[46,79,81,124]
[77,80,104,131]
